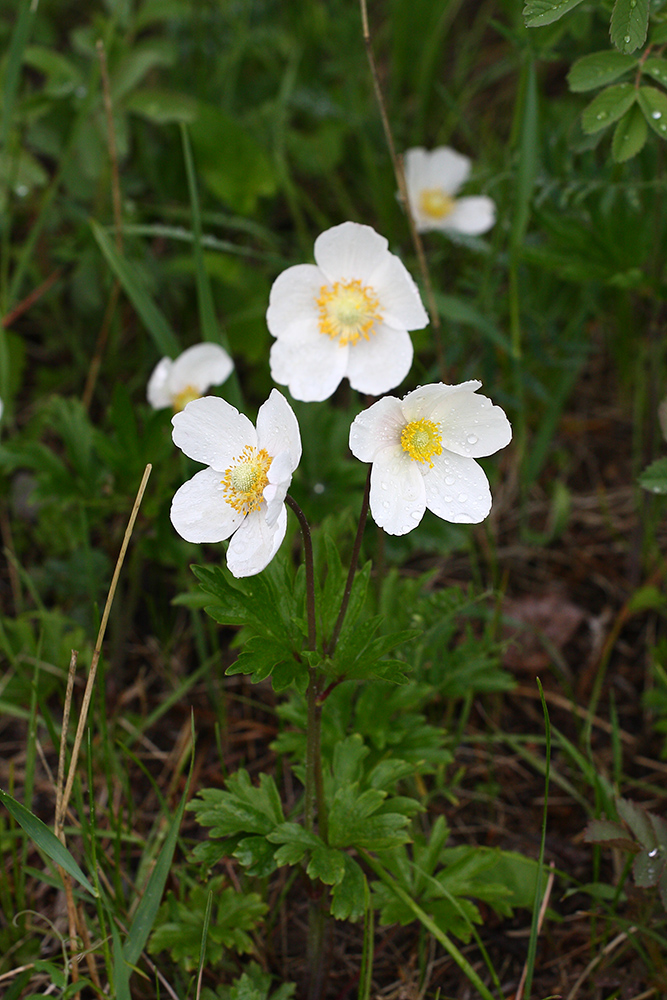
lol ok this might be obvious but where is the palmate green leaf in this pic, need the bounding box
[0,789,97,897]
[328,784,411,851]
[637,85,667,136]
[331,856,367,921]
[226,635,300,687]
[639,456,667,492]
[523,0,585,26]
[189,770,285,840]
[581,83,637,133]
[610,0,649,53]
[233,836,278,877]
[193,563,295,642]
[612,103,648,160]
[568,51,637,92]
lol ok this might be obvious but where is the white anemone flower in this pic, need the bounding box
[404,147,496,236]
[147,342,234,411]
[170,389,301,578]
[349,381,511,534]
[267,221,429,402]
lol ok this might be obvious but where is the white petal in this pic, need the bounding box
[441,196,496,236]
[423,147,471,194]
[369,444,426,535]
[226,505,287,578]
[266,264,324,341]
[403,147,431,195]
[263,451,294,527]
[314,222,389,285]
[349,395,405,462]
[269,336,348,402]
[368,253,429,331]
[345,324,413,396]
[429,389,512,458]
[256,389,302,470]
[171,342,234,393]
[401,381,482,421]
[170,467,243,543]
[147,357,174,409]
[423,451,492,524]
[172,395,256,469]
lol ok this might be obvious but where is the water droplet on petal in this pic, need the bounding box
[458,493,468,503]
[382,500,390,509]
[410,510,420,520]
[444,495,452,503]
[467,434,478,445]
[445,475,456,486]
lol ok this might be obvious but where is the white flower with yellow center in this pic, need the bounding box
[170,390,301,577]
[404,147,496,237]
[349,381,511,534]
[267,221,429,402]
[147,342,234,412]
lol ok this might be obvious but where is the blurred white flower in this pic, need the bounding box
[349,381,511,534]
[404,147,496,236]
[267,221,428,402]
[0,398,3,421]
[170,389,301,577]
[147,342,234,411]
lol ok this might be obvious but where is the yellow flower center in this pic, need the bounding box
[172,384,201,412]
[316,279,382,347]
[221,446,272,515]
[418,188,455,221]
[400,418,443,467]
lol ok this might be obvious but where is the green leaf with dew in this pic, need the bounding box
[612,103,648,160]
[639,456,667,492]
[642,56,667,86]
[610,0,649,53]
[523,0,585,26]
[568,51,637,92]
[581,83,636,133]
[638,85,667,136]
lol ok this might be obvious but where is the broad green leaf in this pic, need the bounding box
[90,220,180,357]
[523,0,585,25]
[583,818,638,851]
[227,636,295,685]
[125,88,198,125]
[0,788,97,897]
[189,103,276,214]
[233,836,278,877]
[581,83,636,133]
[307,846,347,886]
[617,798,657,847]
[633,848,665,887]
[610,0,649,53]
[612,103,648,160]
[639,456,667,492]
[642,56,667,86]
[330,856,367,921]
[638,85,667,136]
[568,51,637,92]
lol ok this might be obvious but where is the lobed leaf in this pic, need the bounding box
[639,456,667,493]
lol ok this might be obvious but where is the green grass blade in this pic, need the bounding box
[91,219,180,358]
[0,0,36,151]
[122,724,193,966]
[112,920,132,1000]
[522,678,551,1000]
[0,788,98,897]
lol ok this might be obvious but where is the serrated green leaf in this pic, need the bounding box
[583,818,638,851]
[189,771,285,839]
[307,846,346,886]
[612,103,649,160]
[330,856,367,921]
[642,56,667,86]
[617,798,657,847]
[0,789,97,897]
[581,83,637,133]
[226,636,295,684]
[610,0,649,53]
[638,85,667,136]
[639,456,667,492]
[523,0,585,26]
[632,848,665,887]
[568,51,637,92]
[233,836,279,877]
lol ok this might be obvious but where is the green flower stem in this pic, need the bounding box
[326,465,372,656]
[285,494,316,652]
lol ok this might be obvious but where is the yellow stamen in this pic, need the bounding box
[418,188,455,221]
[316,279,382,347]
[400,418,443,467]
[221,446,272,514]
[172,384,201,412]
